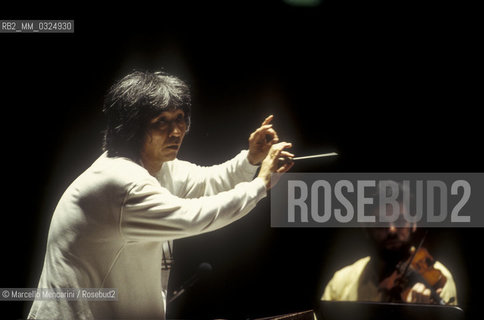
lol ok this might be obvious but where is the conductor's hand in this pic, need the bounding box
[258,142,294,190]
[247,115,279,165]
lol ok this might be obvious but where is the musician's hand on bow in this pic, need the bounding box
[405,282,439,304]
[247,115,280,165]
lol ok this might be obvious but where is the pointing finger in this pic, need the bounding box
[261,114,274,126]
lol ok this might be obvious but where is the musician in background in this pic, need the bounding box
[321,182,458,305]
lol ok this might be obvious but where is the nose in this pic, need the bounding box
[168,123,182,137]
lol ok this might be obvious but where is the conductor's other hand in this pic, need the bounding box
[258,142,294,190]
[247,115,279,165]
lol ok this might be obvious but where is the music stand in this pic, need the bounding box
[315,301,464,320]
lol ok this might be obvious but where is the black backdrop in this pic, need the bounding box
[1,1,482,319]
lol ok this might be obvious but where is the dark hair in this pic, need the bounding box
[102,70,191,159]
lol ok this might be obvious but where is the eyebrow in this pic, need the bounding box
[151,110,185,123]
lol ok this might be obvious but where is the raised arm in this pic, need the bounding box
[171,115,289,197]
[122,142,293,241]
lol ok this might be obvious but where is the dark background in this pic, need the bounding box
[1,1,482,319]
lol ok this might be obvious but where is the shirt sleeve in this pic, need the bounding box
[322,277,337,300]
[180,150,259,197]
[119,176,267,241]
[434,261,458,305]
[321,269,350,301]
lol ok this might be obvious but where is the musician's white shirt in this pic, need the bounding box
[28,150,265,319]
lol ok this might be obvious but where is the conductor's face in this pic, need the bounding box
[141,109,187,165]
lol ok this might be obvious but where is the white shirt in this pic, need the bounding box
[29,150,266,319]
